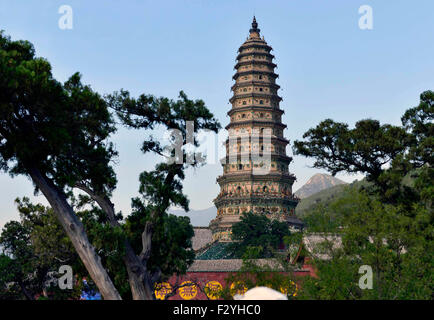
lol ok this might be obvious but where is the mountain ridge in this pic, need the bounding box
[294,173,347,199]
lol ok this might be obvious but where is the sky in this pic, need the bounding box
[0,0,433,228]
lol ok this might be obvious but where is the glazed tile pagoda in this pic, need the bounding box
[210,17,302,242]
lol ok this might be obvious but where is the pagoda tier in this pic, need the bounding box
[210,17,302,242]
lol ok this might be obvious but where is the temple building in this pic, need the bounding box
[210,17,303,241]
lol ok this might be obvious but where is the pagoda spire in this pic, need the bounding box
[249,16,260,37]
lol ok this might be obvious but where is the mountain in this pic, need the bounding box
[296,179,370,217]
[294,173,347,199]
[169,206,217,227]
[296,169,417,217]
[296,183,348,217]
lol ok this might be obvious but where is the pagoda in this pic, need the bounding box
[210,17,302,242]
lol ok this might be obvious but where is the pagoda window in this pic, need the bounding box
[243,101,246,105]
[260,100,264,104]
[259,88,263,91]
[259,75,263,80]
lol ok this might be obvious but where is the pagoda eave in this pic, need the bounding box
[238,43,273,52]
[233,70,278,80]
[227,106,284,116]
[234,60,277,69]
[226,120,287,130]
[220,153,292,163]
[229,93,282,103]
[236,51,275,60]
[224,135,289,144]
[216,172,296,184]
[231,81,280,92]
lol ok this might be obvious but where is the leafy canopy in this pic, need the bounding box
[227,212,291,258]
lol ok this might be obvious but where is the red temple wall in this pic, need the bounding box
[163,267,314,300]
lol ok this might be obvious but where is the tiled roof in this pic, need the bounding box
[188,259,243,272]
[195,242,234,260]
[188,258,294,272]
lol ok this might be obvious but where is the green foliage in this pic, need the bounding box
[0,31,221,299]
[0,198,83,300]
[0,220,34,300]
[293,119,409,182]
[295,92,433,299]
[0,254,23,299]
[108,87,221,286]
[296,179,372,217]
[125,206,195,279]
[401,90,434,167]
[0,31,117,192]
[227,212,291,258]
[299,189,433,300]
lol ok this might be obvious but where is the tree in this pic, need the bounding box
[298,188,433,300]
[227,212,291,258]
[0,198,83,300]
[293,90,433,207]
[125,210,195,280]
[294,91,433,300]
[0,31,220,299]
[0,31,120,299]
[100,89,220,299]
[0,221,35,300]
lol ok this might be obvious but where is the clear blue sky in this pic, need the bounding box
[1,0,433,228]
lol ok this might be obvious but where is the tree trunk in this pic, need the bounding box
[18,281,34,300]
[75,183,154,300]
[140,221,156,300]
[29,168,121,300]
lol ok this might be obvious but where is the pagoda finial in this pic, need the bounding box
[249,16,260,35]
